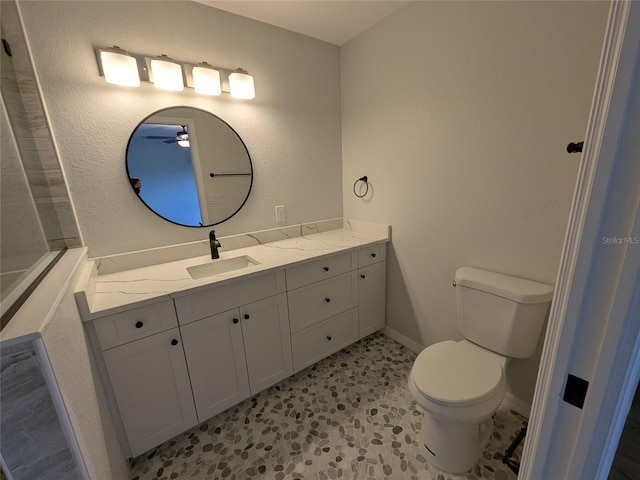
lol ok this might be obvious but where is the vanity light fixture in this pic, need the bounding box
[228,68,255,100]
[99,46,140,87]
[192,62,221,96]
[94,47,255,99]
[150,55,184,91]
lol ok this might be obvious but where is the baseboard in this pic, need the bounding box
[503,392,531,418]
[381,326,425,354]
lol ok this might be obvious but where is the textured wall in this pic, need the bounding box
[41,280,130,479]
[341,1,609,405]
[19,1,342,258]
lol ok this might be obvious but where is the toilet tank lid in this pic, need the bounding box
[455,267,554,304]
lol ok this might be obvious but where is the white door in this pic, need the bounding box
[181,309,251,421]
[358,261,386,339]
[102,328,197,457]
[240,294,293,394]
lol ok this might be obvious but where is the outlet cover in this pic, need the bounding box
[275,205,285,222]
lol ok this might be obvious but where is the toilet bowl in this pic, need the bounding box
[409,340,507,473]
[407,266,554,474]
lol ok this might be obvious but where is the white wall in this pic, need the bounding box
[341,1,609,404]
[19,1,342,258]
[42,281,129,479]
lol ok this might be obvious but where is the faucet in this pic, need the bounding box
[209,230,221,259]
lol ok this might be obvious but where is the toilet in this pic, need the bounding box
[408,266,553,474]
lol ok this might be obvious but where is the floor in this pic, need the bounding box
[130,333,527,480]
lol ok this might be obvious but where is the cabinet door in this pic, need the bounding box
[358,262,386,338]
[102,328,197,457]
[240,294,293,394]
[181,309,250,422]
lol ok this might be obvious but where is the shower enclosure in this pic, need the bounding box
[0,0,80,328]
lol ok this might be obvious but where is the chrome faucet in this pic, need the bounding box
[209,230,221,259]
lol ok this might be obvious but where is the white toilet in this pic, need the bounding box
[408,266,553,474]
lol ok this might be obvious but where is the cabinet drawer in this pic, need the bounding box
[288,271,358,333]
[93,299,178,351]
[358,244,386,268]
[291,308,358,372]
[174,271,286,325]
[285,251,357,290]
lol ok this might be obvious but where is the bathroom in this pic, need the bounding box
[2,1,639,479]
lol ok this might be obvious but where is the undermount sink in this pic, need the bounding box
[186,255,260,279]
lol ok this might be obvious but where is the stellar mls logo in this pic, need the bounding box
[601,236,639,245]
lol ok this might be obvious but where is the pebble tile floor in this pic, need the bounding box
[130,333,527,480]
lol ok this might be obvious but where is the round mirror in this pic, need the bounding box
[126,106,253,227]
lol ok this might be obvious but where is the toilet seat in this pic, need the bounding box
[411,341,504,407]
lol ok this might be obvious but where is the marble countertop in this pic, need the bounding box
[75,219,390,320]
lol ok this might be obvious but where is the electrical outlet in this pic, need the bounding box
[275,205,285,222]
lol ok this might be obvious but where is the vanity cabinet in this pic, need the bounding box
[358,244,387,338]
[101,328,197,458]
[286,252,360,372]
[181,293,292,422]
[87,243,387,459]
[180,309,250,422]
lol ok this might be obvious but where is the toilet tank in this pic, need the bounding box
[455,267,554,358]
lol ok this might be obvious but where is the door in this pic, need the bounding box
[358,261,386,338]
[102,328,197,457]
[181,309,251,421]
[240,294,293,394]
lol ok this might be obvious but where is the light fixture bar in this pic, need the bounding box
[95,47,255,99]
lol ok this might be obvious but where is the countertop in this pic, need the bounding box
[75,219,390,320]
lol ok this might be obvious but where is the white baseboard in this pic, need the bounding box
[503,392,531,419]
[382,326,532,418]
[381,326,425,354]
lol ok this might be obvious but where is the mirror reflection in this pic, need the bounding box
[126,107,253,227]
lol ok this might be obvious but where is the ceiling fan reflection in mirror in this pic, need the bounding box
[143,125,190,148]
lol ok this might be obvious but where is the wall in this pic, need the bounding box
[42,280,129,479]
[341,1,609,405]
[18,1,342,258]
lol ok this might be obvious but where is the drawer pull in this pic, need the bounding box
[326,336,332,341]
[244,314,250,320]
[323,267,329,272]
[171,339,179,346]
[233,318,239,324]
[325,298,331,303]
[360,274,366,279]
[135,321,144,328]
[371,253,377,258]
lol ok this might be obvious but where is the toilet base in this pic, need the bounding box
[418,411,493,474]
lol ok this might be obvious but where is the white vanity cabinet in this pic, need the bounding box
[93,300,198,458]
[180,293,292,422]
[358,244,387,338]
[287,252,360,372]
[84,235,388,459]
[174,271,292,422]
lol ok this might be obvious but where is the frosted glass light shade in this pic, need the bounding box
[193,66,221,95]
[229,70,255,99]
[151,58,184,91]
[100,50,140,87]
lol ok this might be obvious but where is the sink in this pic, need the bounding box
[186,256,260,279]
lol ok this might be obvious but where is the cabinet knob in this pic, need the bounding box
[370,253,377,258]
[360,274,366,279]
[171,339,179,346]
[233,318,239,324]
[244,314,250,320]
[326,336,332,341]
[135,321,144,328]
[325,298,331,303]
[323,267,329,272]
